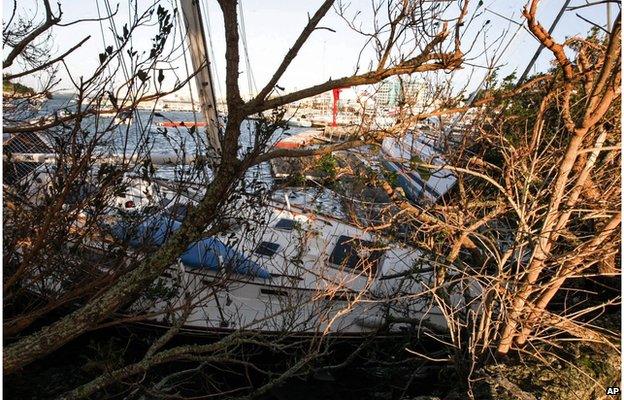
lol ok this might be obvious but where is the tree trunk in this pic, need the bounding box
[3,165,239,374]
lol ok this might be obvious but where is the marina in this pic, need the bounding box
[3,100,463,338]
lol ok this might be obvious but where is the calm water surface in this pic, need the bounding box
[40,94,345,217]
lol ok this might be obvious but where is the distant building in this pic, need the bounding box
[374,76,431,109]
[313,92,333,108]
[375,79,400,107]
[161,99,201,112]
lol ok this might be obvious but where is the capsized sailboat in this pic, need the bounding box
[3,128,473,337]
[102,179,471,336]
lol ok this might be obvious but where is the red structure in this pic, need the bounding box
[331,88,342,127]
[156,121,208,128]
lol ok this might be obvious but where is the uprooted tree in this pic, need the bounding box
[368,1,621,396]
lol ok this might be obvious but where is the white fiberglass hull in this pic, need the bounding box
[131,200,463,336]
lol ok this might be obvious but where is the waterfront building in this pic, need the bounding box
[374,76,431,109]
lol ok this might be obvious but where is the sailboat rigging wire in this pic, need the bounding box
[103,0,138,160]
[200,0,223,103]
[95,0,114,92]
[481,2,572,132]
[516,0,572,86]
[174,0,214,177]
[177,0,223,159]
[235,0,256,149]
[103,0,148,162]
[176,0,200,128]
[128,0,132,62]
[441,13,525,143]
[238,0,257,100]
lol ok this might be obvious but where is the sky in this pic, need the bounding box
[3,0,617,101]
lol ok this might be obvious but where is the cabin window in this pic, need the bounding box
[260,288,288,296]
[254,241,280,257]
[322,291,356,302]
[274,218,295,230]
[79,246,119,269]
[167,203,189,222]
[328,235,383,275]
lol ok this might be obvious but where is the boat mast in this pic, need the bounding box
[179,0,222,156]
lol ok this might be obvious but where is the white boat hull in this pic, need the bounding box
[126,198,463,336]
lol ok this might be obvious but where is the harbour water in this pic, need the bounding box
[39,94,347,218]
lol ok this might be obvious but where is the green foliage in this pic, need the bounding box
[3,79,35,95]
[410,154,432,181]
[81,337,128,374]
[290,172,306,186]
[317,154,338,180]
[484,67,499,91]
[386,171,399,188]
[141,276,178,303]
[482,342,620,400]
